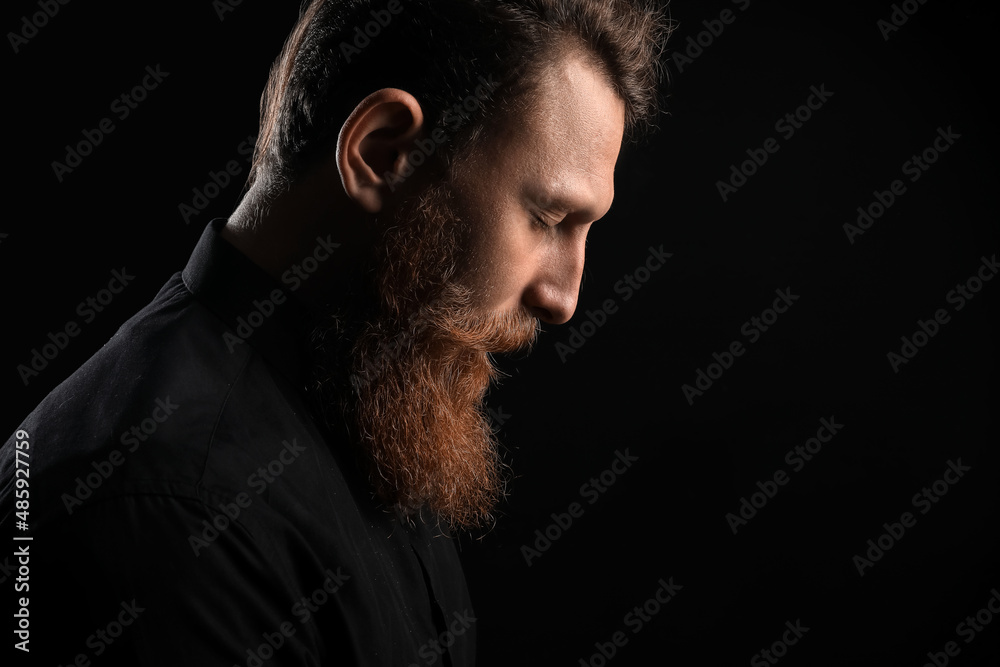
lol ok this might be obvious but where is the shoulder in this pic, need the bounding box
[2,270,322,526]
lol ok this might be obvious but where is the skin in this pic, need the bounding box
[224,50,626,326]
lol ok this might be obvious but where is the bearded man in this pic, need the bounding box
[0,0,668,664]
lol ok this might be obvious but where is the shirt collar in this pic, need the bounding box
[182,218,311,390]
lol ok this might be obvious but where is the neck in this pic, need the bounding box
[222,168,372,308]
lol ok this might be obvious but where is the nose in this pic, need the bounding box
[523,232,588,325]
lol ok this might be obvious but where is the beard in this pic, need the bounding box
[306,176,540,530]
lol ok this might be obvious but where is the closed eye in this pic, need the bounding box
[532,212,560,234]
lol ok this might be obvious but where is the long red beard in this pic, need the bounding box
[309,179,539,529]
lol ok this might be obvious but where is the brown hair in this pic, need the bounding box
[248,0,672,195]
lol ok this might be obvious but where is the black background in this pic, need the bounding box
[3,0,997,665]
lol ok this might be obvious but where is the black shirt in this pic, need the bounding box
[0,219,476,666]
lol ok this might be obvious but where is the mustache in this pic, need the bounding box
[344,287,540,395]
[423,284,541,355]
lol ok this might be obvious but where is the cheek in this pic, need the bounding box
[463,211,539,310]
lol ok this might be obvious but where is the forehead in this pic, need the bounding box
[461,51,626,214]
[527,52,626,176]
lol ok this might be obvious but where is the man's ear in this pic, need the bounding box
[337,88,425,213]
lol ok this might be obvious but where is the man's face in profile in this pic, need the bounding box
[311,50,626,529]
